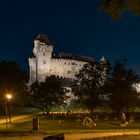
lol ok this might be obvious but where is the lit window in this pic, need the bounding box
[67,71,71,74]
[43,61,46,64]
[40,42,45,46]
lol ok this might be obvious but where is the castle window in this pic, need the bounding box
[40,42,45,46]
[31,71,35,76]
[67,71,71,74]
[43,60,46,64]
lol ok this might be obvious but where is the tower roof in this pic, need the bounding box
[100,56,106,62]
[35,34,53,46]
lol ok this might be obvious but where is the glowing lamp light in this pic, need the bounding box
[6,94,12,100]
[5,93,12,124]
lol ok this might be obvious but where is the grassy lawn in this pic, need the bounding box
[0,115,140,134]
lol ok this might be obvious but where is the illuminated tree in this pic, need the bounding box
[72,61,107,114]
[29,75,69,113]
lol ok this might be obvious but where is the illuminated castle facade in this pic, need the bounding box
[29,34,106,83]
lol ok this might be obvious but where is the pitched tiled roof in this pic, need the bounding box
[59,52,94,62]
[35,34,53,45]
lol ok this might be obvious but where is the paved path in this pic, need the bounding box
[0,114,33,124]
[65,131,140,140]
[0,131,140,140]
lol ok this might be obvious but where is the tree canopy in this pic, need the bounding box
[0,61,28,106]
[72,61,107,113]
[103,60,140,114]
[100,0,140,20]
[29,75,69,113]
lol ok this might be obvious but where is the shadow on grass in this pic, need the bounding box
[109,122,120,126]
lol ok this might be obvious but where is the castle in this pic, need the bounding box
[29,34,106,83]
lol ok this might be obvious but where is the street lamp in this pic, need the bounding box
[5,94,12,124]
[6,94,12,100]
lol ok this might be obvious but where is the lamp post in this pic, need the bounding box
[5,94,12,124]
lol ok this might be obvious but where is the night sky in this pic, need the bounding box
[0,0,140,74]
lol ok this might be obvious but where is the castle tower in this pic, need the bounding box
[33,34,53,59]
[29,34,53,82]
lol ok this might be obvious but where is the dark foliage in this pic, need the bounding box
[103,59,140,114]
[29,75,69,113]
[100,0,140,20]
[0,61,28,106]
[72,61,108,113]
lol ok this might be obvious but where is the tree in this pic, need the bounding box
[0,61,28,107]
[100,0,140,20]
[29,75,69,113]
[103,59,140,115]
[72,61,107,114]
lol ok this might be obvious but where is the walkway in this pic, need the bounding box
[0,114,33,124]
[65,131,140,140]
[0,131,140,140]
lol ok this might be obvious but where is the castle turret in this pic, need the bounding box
[33,34,53,59]
[29,34,54,82]
[100,56,106,64]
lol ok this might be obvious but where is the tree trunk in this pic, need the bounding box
[45,105,51,116]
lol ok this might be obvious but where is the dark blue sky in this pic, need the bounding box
[0,0,140,74]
